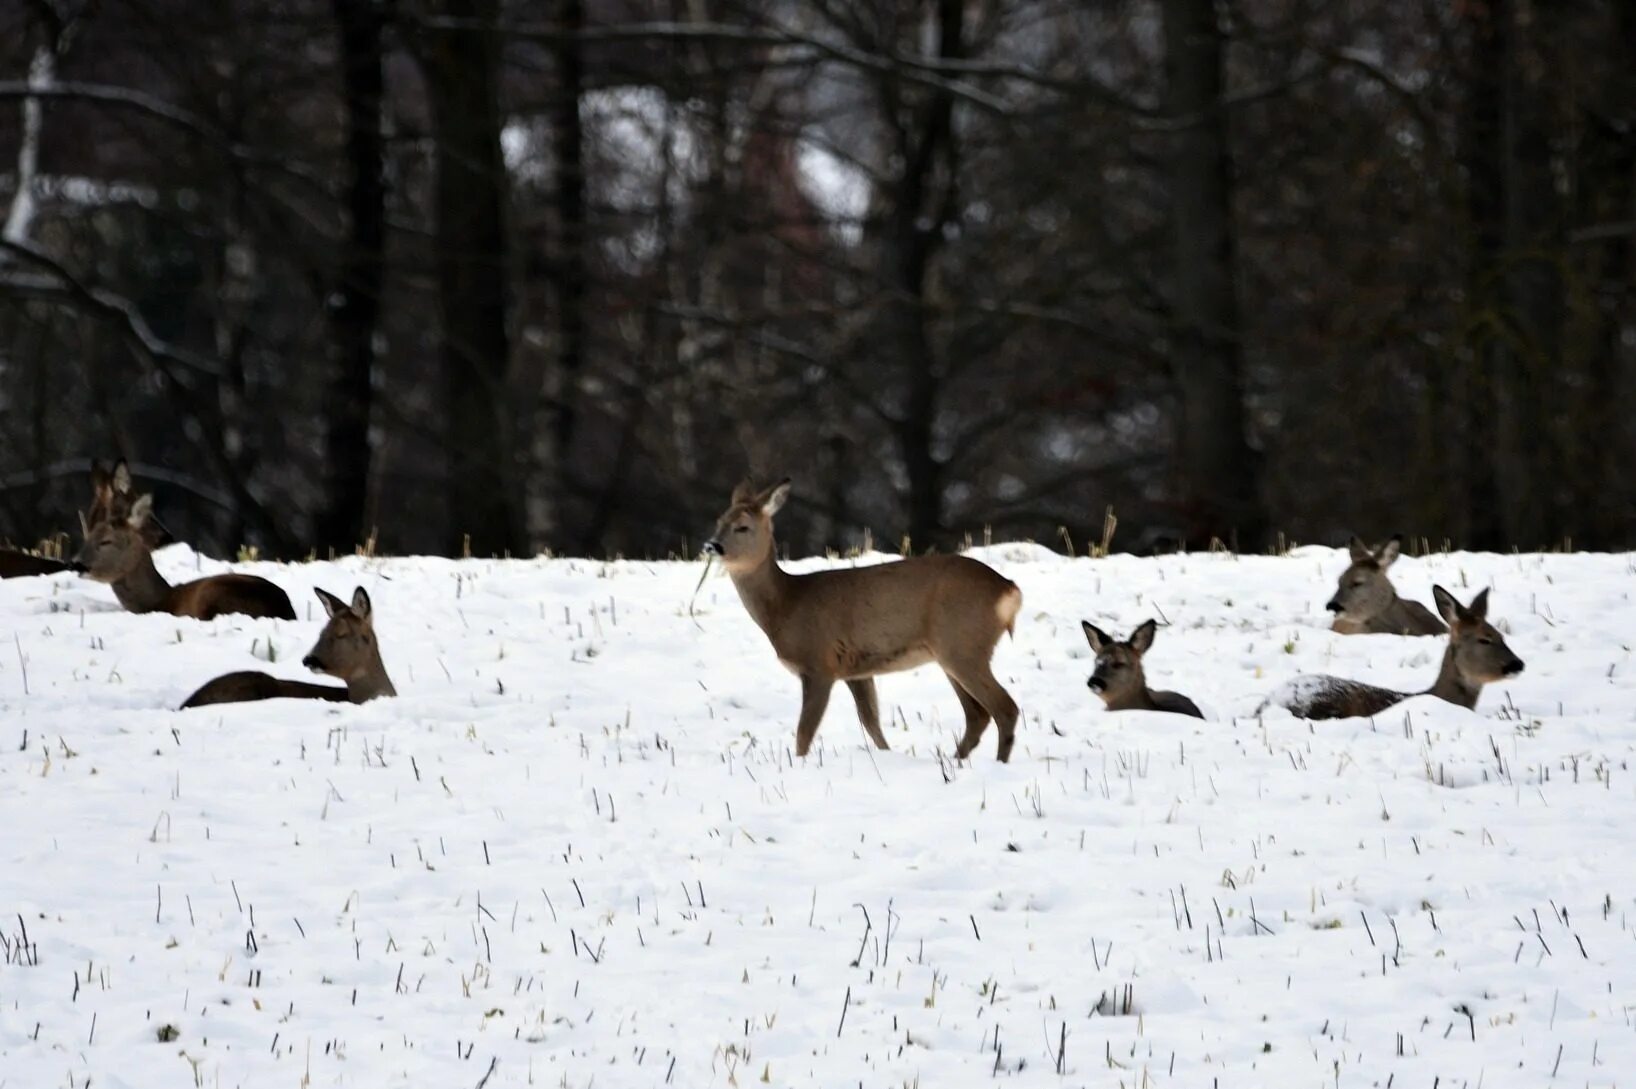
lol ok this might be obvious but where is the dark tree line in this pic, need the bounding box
[1,0,1632,559]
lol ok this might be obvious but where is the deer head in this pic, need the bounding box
[704,478,791,572]
[76,493,157,583]
[1327,535,1405,623]
[1082,618,1157,708]
[1432,586,1524,686]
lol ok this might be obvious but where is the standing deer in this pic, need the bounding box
[181,587,396,708]
[76,493,296,620]
[705,479,1023,761]
[1326,536,1445,635]
[1082,619,1203,718]
[1266,586,1523,720]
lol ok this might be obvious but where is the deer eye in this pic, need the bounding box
[733,525,749,534]
[1352,579,1365,587]
[1477,636,1493,645]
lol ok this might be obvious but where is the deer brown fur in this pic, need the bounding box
[181,587,395,708]
[76,493,295,620]
[1082,619,1203,718]
[1326,536,1446,635]
[0,549,75,578]
[705,479,1023,761]
[1269,586,1523,720]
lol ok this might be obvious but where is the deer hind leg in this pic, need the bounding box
[947,673,992,760]
[846,679,889,750]
[795,675,835,757]
[945,658,1019,763]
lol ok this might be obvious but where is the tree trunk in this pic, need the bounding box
[317,0,386,555]
[1161,0,1264,549]
[1463,0,1563,549]
[550,0,587,536]
[418,0,521,555]
[882,0,962,550]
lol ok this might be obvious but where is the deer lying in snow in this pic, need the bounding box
[0,549,75,578]
[1266,586,1522,720]
[0,459,167,579]
[76,492,295,620]
[181,587,396,708]
[1326,536,1445,635]
[1082,619,1203,719]
[705,479,1023,761]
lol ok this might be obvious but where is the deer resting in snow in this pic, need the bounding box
[1082,619,1203,719]
[1326,536,1445,635]
[705,479,1023,761]
[1266,586,1522,720]
[181,587,396,708]
[0,459,166,579]
[76,492,295,620]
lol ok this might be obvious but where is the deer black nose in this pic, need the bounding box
[302,654,324,670]
[1325,599,1343,613]
[703,539,724,557]
[1087,676,1106,693]
[1503,659,1524,677]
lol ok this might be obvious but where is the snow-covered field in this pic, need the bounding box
[2,543,1635,1088]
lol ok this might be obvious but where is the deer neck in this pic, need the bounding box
[1425,646,1480,709]
[345,647,397,702]
[1102,683,1157,713]
[110,550,174,613]
[726,541,796,640]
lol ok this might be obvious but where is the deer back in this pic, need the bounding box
[167,574,298,621]
[181,671,349,709]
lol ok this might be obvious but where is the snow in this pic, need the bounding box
[2,543,1635,1087]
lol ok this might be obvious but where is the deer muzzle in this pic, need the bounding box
[703,539,724,557]
[1502,658,1525,677]
[302,654,326,672]
[1325,598,1343,613]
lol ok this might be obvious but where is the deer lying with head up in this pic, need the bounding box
[0,459,165,579]
[77,492,295,620]
[705,479,1024,761]
[181,587,396,708]
[1082,619,1203,719]
[0,548,75,579]
[1266,586,1522,720]
[1326,536,1445,635]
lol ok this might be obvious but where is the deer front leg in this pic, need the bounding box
[795,674,835,757]
[846,678,890,750]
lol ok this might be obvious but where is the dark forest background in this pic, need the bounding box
[1,0,1632,559]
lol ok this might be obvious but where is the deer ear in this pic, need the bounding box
[1467,587,1490,620]
[1432,585,1464,626]
[761,478,791,516]
[127,493,154,528]
[1128,619,1157,655]
[350,586,373,620]
[1347,536,1372,564]
[730,479,757,506]
[1376,536,1402,568]
[315,587,346,618]
[112,460,132,494]
[78,509,90,536]
[90,462,110,498]
[1081,621,1109,653]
